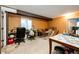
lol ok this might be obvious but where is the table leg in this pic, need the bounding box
[49,39,52,54]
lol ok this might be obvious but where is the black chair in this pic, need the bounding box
[54,46,75,54]
[15,27,26,45]
[54,46,65,54]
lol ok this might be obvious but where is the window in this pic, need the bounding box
[77,22,79,27]
[21,16,32,30]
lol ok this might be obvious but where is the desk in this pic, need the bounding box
[49,34,79,54]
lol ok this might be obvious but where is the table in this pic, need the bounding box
[49,34,79,54]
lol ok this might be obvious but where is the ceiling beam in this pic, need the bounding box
[1,5,53,21]
[17,10,52,21]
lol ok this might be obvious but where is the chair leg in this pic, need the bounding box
[18,42,20,45]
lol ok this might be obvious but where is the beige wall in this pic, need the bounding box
[8,14,48,31]
[48,11,79,33]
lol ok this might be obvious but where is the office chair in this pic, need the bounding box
[15,27,26,45]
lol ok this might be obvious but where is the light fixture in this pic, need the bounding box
[63,12,74,19]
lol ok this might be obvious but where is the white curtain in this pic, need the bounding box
[21,16,32,30]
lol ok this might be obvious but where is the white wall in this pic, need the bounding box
[1,6,17,47]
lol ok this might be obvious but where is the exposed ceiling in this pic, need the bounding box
[7,5,79,18]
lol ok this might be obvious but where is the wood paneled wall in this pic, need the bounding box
[48,17,69,33]
[8,14,48,31]
[48,11,79,33]
[8,14,21,31]
[31,17,48,30]
[8,11,79,33]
